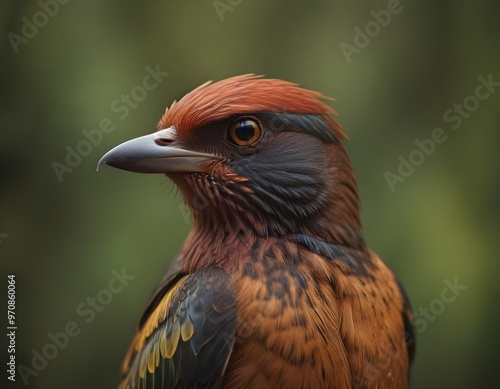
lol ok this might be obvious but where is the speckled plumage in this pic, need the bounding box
[102,75,414,389]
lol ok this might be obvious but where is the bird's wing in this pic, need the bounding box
[395,276,416,365]
[138,254,186,328]
[119,266,237,389]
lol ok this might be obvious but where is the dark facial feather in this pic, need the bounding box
[229,131,329,229]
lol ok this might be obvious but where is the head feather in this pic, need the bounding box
[158,74,346,139]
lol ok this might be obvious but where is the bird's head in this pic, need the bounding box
[99,75,363,248]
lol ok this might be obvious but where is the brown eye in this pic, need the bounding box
[228,119,261,146]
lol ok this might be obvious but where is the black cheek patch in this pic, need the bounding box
[229,133,329,228]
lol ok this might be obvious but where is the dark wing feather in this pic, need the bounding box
[119,266,237,389]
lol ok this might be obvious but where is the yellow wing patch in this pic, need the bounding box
[119,267,237,389]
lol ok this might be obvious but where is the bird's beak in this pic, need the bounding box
[97,127,217,174]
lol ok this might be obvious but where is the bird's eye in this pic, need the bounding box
[228,119,261,146]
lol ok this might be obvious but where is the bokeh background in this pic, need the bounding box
[1,0,499,388]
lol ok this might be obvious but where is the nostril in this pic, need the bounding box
[155,138,174,146]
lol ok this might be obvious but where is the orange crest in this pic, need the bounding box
[158,74,346,139]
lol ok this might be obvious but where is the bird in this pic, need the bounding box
[98,74,415,389]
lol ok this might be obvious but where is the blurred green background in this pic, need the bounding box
[1,0,499,388]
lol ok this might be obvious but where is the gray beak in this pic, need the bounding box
[97,127,217,174]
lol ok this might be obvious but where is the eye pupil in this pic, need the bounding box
[229,119,261,146]
[235,121,256,141]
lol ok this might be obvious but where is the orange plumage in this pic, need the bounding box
[99,75,414,389]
